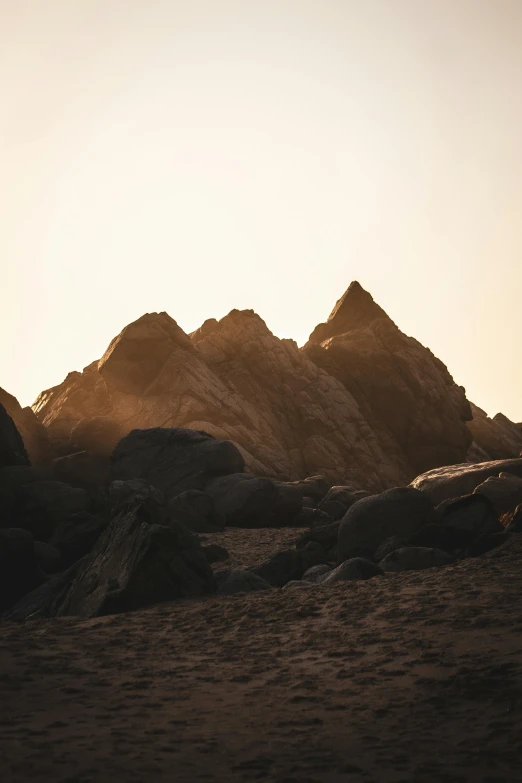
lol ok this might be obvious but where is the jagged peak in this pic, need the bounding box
[308,281,391,345]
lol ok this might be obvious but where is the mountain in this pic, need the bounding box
[29,282,479,490]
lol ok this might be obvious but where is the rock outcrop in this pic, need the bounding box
[0,388,53,467]
[410,458,522,506]
[31,283,480,491]
[467,403,522,461]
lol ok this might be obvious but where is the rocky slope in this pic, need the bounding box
[31,282,477,490]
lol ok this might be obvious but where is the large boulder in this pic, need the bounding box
[411,458,522,506]
[109,428,245,500]
[0,528,43,612]
[318,486,370,520]
[436,494,502,546]
[337,487,435,561]
[167,490,223,533]
[250,545,325,588]
[204,473,302,528]
[380,547,453,573]
[53,498,215,617]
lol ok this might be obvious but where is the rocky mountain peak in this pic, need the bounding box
[307,281,390,345]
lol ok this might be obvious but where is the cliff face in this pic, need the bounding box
[467,403,522,461]
[33,282,476,490]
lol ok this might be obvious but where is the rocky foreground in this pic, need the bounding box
[2,530,522,783]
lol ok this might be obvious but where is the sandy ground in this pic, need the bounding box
[1,529,522,783]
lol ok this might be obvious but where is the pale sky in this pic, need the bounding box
[1,0,521,420]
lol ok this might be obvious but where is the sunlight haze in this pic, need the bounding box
[1,0,521,420]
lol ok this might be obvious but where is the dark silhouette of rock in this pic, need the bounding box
[69,416,123,458]
[33,541,61,573]
[0,528,42,612]
[466,532,509,558]
[0,402,29,469]
[295,520,341,553]
[53,498,215,617]
[202,544,230,564]
[338,487,435,561]
[109,428,245,500]
[250,544,325,587]
[215,569,271,595]
[320,557,383,584]
[374,536,407,562]
[167,490,223,533]
[52,451,109,490]
[204,473,302,528]
[380,547,453,573]
[49,513,107,569]
[2,557,85,622]
[411,458,522,506]
[0,388,53,467]
[302,564,332,582]
[108,479,165,508]
[436,494,502,547]
[318,486,370,519]
[0,466,90,541]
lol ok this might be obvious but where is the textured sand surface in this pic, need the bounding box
[1,530,522,783]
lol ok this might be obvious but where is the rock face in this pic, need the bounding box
[0,402,29,469]
[467,404,522,461]
[304,282,473,478]
[32,283,477,491]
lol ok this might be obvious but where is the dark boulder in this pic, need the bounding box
[203,544,230,564]
[319,486,370,519]
[109,428,244,499]
[52,451,109,491]
[215,569,271,595]
[436,494,502,547]
[250,543,326,588]
[167,490,223,533]
[320,558,383,584]
[380,547,453,573]
[49,512,107,569]
[302,564,332,583]
[0,528,42,612]
[374,536,407,562]
[34,541,61,573]
[473,474,522,516]
[52,498,215,617]
[466,532,510,558]
[109,479,165,508]
[292,507,332,528]
[338,487,435,561]
[295,520,341,552]
[204,473,278,528]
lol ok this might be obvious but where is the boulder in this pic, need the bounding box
[318,486,370,520]
[295,520,341,552]
[473,474,522,516]
[292,507,332,527]
[52,451,109,490]
[167,490,223,533]
[320,558,383,584]
[250,545,325,588]
[203,544,230,564]
[34,541,61,573]
[436,494,502,547]
[49,513,107,569]
[466,532,510,558]
[204,473,302,528]
[410,458,522,506]
[0,528,42,612]
[109,428,245,500]
[302,564,332,583]
[215,569,271,595]
[53,498,215,617]
[380,547,453,573]
[338,487,435,561]
[375,535,407,562]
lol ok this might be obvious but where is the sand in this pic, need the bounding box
[1,529,522,783]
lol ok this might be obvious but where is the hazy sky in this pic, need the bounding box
[2,0,521,420]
